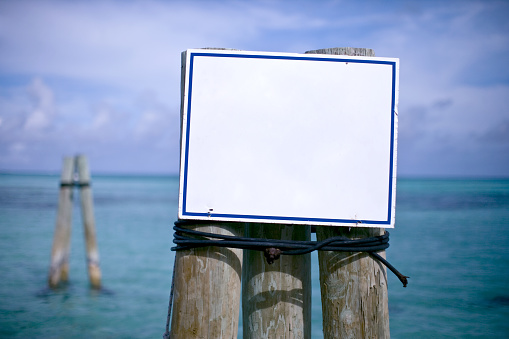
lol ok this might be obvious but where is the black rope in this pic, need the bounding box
[163,256,176,339]
[60,181,91,188]
[171,220,408,287]
[164,220,408,337]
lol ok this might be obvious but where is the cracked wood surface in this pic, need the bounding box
[170,223,243,338]
[242,223,311,339]
[308,46,390,339]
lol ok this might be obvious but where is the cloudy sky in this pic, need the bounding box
[0,0,508,176]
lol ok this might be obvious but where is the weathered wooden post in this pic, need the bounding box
[48,156,75,288]
[48,155,102,289]
[172,47,398,338]
[167,49,244,338]
[242,223,311,339]
[76,155,102,289]
[169,222,244,338]
[305,47,390,338]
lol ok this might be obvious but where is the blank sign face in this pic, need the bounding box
[178,49,399,227]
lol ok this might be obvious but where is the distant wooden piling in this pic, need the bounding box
[76,155,101,289]
[48,157,75,288]
[305,47,390,338]
[242,223,311,339]
[48,155,101,289]
[169,222,243,338]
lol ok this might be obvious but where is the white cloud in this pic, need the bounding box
[0,0,321,98]
[24,109,50,131]
[23,78,56,131]
[0,0,507,175]
[10,142,26,153]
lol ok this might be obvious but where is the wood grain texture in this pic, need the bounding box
[76,155,102,289]
[305,47,375,57]
[48,156,74,288]
[316,227,389,339]
[306,47,389,339]
[170,223,243,338]
[242,224,311,339]
[172,48,246,338]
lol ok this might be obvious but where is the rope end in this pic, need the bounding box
[399,275,410,287]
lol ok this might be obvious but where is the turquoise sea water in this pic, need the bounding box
[1,173,508,338]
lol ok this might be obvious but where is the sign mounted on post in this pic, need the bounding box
[178,49,399,227]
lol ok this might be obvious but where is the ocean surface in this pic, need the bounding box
[1,173,508,338]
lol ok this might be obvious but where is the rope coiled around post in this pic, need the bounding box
[164,220,409,338]
[171,220,408,287]
[60,181,90,188]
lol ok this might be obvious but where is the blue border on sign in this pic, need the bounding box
[181,51,397,225]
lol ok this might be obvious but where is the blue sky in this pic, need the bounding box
[0,0,508,176]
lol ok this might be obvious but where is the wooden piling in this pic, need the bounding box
[76,155,102,289]
[242,223,311,339]
[305,47,390,338]
[168,48,246,338]
[169,222,244,338]
[48,156,75,288]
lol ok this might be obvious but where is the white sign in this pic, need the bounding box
[178,49,399,227]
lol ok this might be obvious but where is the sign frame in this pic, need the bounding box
[178,49,399,228]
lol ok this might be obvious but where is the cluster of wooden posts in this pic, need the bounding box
[169,223,389,338]
[48,155,101,289]
[168,48,390,338]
